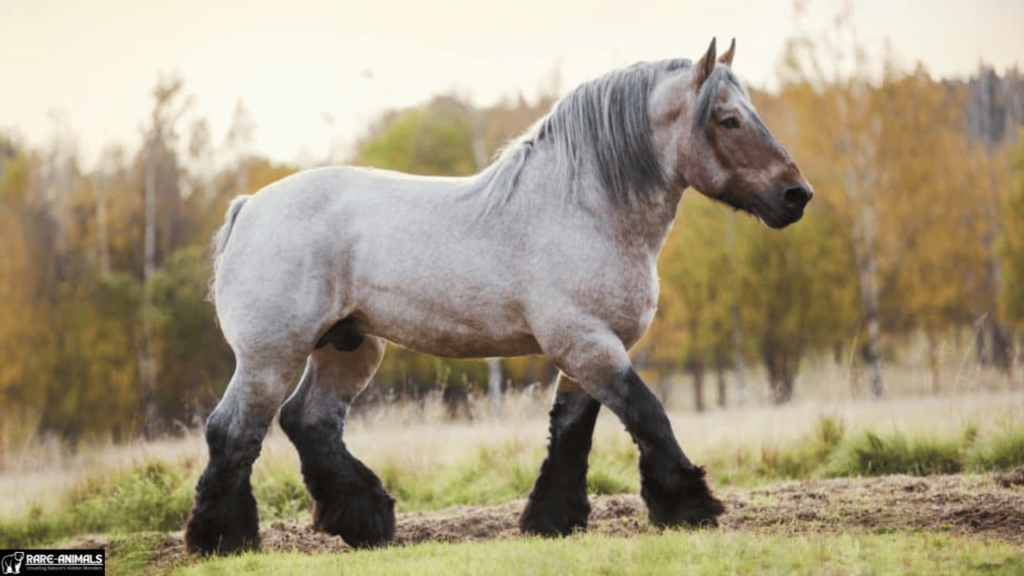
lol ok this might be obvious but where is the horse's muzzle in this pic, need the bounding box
[750,183,812,229]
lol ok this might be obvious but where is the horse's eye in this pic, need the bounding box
[720,117,740,130]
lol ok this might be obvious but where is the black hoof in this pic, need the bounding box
[311,458,396,548]
[184,465,260,555]
[520,490,591,537]
[641,464,725,528]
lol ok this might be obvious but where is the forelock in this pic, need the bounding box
[692,66,746,131]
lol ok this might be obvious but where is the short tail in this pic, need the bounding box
[208,195,251,301]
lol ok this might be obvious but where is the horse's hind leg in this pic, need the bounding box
[185,350,304,555]
[521,373,600,536]
[278,332,395,548]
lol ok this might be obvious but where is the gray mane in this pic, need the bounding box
[464,58,691,215]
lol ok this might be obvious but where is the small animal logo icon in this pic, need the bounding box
[1,551,23,575]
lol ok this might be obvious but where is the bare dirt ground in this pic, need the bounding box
[83,468,1024,572]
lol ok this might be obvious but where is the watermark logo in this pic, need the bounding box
[1,552,23,575]
[0,550,104,574]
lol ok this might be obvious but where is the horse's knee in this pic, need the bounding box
[203,403,268,467]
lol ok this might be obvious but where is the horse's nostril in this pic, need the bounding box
[783,185,812,208]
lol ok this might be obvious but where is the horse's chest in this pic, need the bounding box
[591,266,660,348]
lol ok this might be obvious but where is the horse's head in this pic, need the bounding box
[651,38,813,228]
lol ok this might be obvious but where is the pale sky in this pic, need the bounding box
[1,0,1021,170]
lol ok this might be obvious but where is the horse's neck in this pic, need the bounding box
[567,163,684,260]
[504,142,684,259]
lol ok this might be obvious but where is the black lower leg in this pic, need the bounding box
[184,418,262,555]
[521,388,601,536]
[614,368,724,528]
[279,401,394,548]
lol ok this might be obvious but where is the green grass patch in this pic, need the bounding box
[820,430,964,477]
[706,416,1024,484]
[0,459,196,548]
[252,464,311,521]
[379,439,544,512]
[703,415,847,486]
[586,442,639,496]
[105,533,166,576]
[373,437,641,512]
[67,459,197,533]
[760,415,847,479]
[966,423,1024,472]
[173,530,1024,576]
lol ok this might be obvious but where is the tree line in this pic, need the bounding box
[0,44,1022,451]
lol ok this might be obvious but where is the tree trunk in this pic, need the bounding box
[690,357,705,413]
[990,321,1013,375]
[139,138,159,438]
[927,330,941,394]
[715,361,727,409]
[93,176,110,277]
[845,139,884,397]
[764,345,794,404]
[728,214,746,407]
[487,358,502,421]
[656,372,672,406]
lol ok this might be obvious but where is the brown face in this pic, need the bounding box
[662,39,813,229]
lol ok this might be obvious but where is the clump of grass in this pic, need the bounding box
[965,423,1024,472]
[0,503,74,548]
[253,464,311,521]
[105,533,166,576]
[820,430,962,478]
[66,459,196,534]
[379,439,544,512]
[587,446,638,496]
[759,416,847,480]
[0,458,197,548]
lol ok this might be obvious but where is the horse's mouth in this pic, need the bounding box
[706,185,810,229]
[741,186,810,229]
[758,209,804,229]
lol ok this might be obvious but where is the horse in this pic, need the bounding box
[184,37,813,554]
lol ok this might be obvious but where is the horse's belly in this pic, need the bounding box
[383,328,543,359]
[354,293,542,359]
[365,320,543,359]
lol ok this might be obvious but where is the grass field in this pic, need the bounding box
[168,532,1024,576]
[1,362,1022,575]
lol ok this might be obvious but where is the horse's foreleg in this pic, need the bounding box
[520,373,600,536]
[606,366,725,527]
[278,335,394,548]
[547,331,725,530]
[185,358,300,555]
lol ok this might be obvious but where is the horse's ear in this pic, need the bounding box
[718,38,736,67]
[693,38,717,87]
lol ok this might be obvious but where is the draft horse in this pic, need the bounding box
[185,38,813,553]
